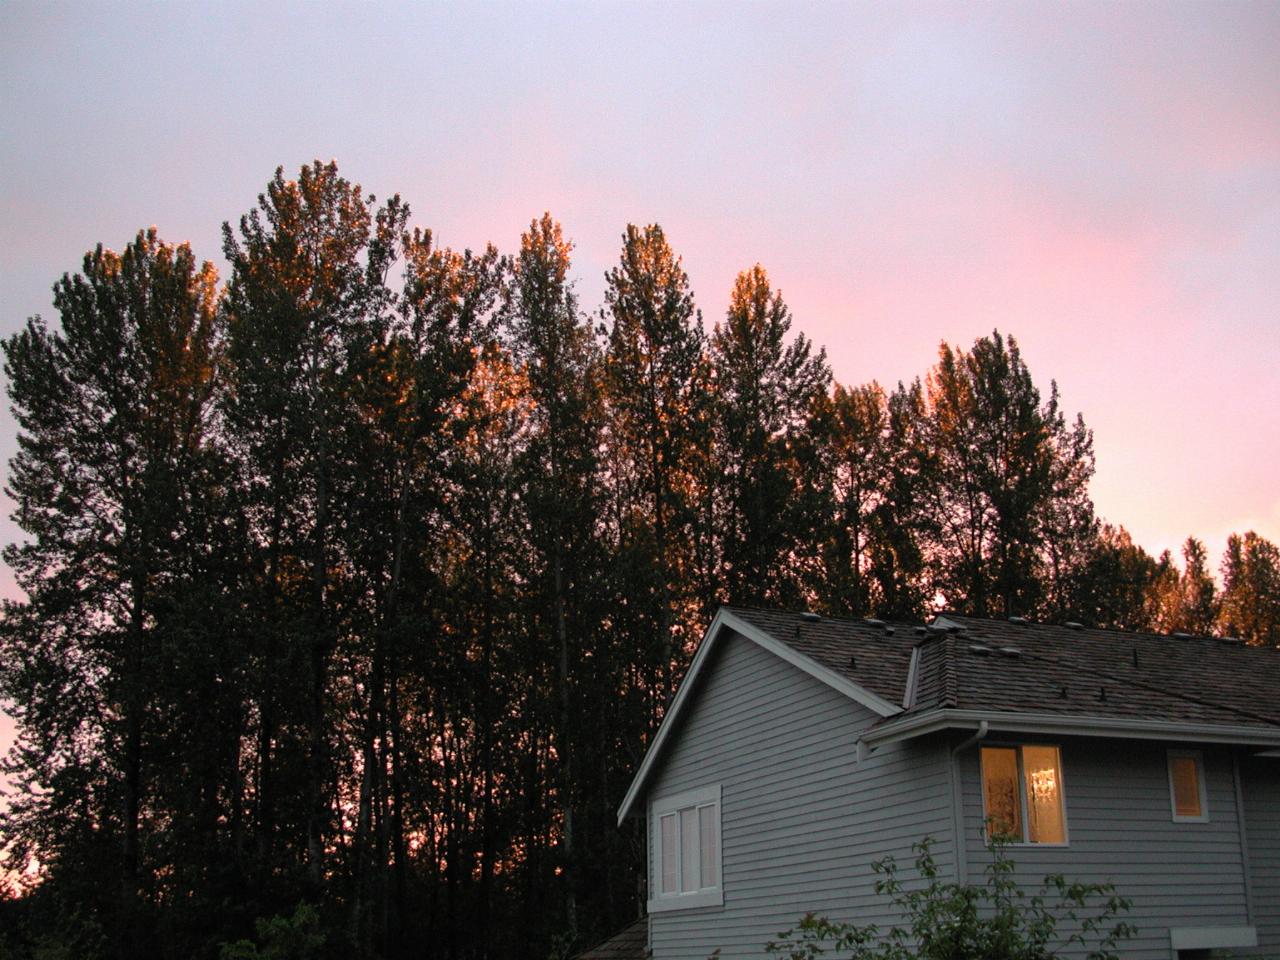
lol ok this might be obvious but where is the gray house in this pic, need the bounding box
[617,607,1280,960]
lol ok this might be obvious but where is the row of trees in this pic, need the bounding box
[1,160,1276,960]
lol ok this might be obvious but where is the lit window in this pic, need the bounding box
[650,785,722,911]
[1168,751,1208,822]
[980,745,1066,844]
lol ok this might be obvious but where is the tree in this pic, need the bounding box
[1218,532,1280,646]
[601,224,710,729]
[1068,524,1162,631]
[221,160,387,889]
[919,331,1095,619]
[815,380,930,620]
[506,214,622,946]
[1,229,223,956]
[709,265,830,608]
[1152,537,1219,635]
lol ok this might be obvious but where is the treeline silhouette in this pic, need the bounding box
[1,161,1276,960]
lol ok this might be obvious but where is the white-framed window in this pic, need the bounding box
[980,744,1068,844]
[1167,750,1209,822]
[648,784,722,912]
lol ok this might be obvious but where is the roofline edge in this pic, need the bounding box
[861,708,1280,750]
[616,608,903,825]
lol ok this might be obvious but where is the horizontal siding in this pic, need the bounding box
[960,738,1251,960]
[1240,757,1280,957]
[648,630,954,960]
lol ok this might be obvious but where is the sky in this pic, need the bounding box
[1,1,1278,755]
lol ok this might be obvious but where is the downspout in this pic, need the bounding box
[950,721,989,883]
[1232,750,1254,924]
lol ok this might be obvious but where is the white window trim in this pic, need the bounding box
[979,743,1070,847]
[648,784,723,912]
[1168,749,1209,823]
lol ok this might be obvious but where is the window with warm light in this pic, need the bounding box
[980,744,1067,844]
[649,785,722,911]
[1167,751,1208,822]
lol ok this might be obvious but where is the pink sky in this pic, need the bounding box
[1,1,1278,756]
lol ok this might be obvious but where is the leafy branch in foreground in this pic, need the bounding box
[766,837,1135,960]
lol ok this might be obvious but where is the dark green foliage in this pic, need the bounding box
[766,839,1135,960]
[219,904,325,960]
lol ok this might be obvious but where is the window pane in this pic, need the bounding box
[680,807,699,891]
[660,814,677,893]
[982,747,1023,840]
[1023,745,1065,843]
[1171,756,1202,818]
[699,804,717,887]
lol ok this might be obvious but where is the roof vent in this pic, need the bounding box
[1060,685,1069,699]
[884,626,895,636]
[848,655,857,670]
[1172,631,1192,638]
[801,611,821,623]
[1132,648,1140,669]
[1098,686,1107,701]
[1008,616,1029,625]
[915,626,928,636]
[863,618,885,627]
[999,647,1022,657]
[968,644,994,656]
[1065,621,1083,630]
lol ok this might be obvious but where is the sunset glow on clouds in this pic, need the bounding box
[1,0,1277,586]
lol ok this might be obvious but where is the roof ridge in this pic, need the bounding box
[944,613,1278,653]
[727,604,927,631]
[1011,646,1280,728]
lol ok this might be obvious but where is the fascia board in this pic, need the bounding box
[617,609,903,825]
[862,708,1280,750]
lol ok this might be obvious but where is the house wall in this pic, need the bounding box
[957,737,1253,959]
[1240,755,1280,957]
[645,629,954,960]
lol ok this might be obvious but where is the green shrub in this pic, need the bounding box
[766,837,1135,960]
[218,903,325,960]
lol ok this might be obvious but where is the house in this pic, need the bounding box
[616,607,1280,960]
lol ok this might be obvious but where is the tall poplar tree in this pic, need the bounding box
[710,266,830,607]
[601,224,709,728]
[506,214,614,945]
[221,161,382,887]
[1,230,222,955]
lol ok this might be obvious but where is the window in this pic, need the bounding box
[980,745,1067,844]
[649,785,722,911]
[1168,751,1208,822]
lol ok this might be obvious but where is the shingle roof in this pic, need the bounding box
[930,615,1280,728]
[724,606,920,705]
[729,607,1280,733]
[573,919,647,960]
